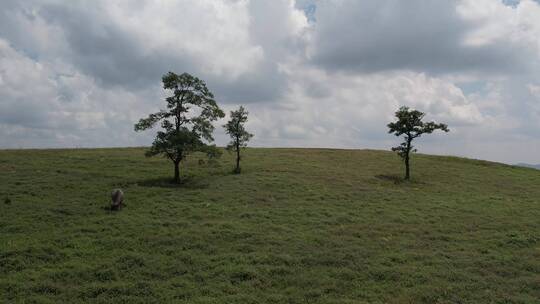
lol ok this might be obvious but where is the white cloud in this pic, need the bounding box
[1,0,540,164]
[458,0,540,54]
[105,0,265,78]
[0,38,157,148]
[241,65,484,150]
[528,84,540,98]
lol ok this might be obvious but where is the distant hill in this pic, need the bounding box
[1,147,540,303]
[515,163,540,170]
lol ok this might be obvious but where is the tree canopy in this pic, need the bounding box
[224,106,253,173]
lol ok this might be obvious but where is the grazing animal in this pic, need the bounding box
[110,189,124,210]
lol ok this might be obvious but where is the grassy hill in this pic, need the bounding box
[1,147,539,303]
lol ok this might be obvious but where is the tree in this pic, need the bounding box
[134,72,224,183]
[387,106,449,180]
[224,106,253,174]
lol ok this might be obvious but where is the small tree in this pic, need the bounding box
[135,72,224,183]
[224,106,253,174]
[387,106,449,180]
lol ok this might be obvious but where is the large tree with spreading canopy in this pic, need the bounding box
[135,72,224,183]
[388,106,449,180]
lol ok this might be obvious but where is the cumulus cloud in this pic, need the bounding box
[243,66,484,149]
[35,0,267,88]
[529,84,540,98]
[0,38,156,148]
[0,0,540,163]
[308,0,539,76]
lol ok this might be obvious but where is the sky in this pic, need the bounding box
[0,0,539,164]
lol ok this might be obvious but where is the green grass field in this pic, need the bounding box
[1,147,539,303]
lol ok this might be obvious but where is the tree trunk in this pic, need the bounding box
[405,154,410,180]
[404,139,411,180]
[235,144,241,174]
[173,160,180,183]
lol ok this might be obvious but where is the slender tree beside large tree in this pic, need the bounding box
[388,106,449,180]
[224,106,253,174]
[135,72,224,183]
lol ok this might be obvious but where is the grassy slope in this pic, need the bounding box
[1,147,539,303]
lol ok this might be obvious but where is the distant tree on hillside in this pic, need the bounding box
[224,106,253,174]
[134,72,224,183]
[387,106,449,180]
